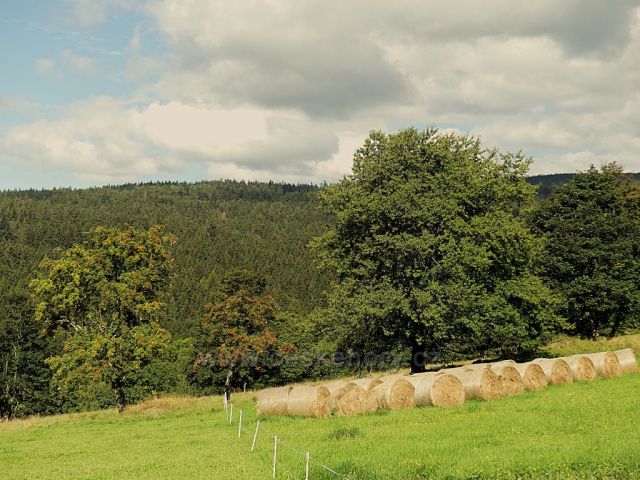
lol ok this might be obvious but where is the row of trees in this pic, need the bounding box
[2,129,639,416]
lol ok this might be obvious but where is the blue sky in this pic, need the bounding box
[1,0,640,190]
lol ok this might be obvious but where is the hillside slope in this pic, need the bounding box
[0,181,332,338]
[1,371,639,479]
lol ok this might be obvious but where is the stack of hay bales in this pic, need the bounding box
[351,378,383,391]
[441,366,502,401]
[324,381,377,416]
[506,362,548,391]
[286,386,332,418]
[369,376,415,410]
[560,355,597,381]
[615,348,638,373]
[530,358,573,385]
[257,386,292,416]
[578,352,622,378]
[255,348,637,418]
[489,362,525,397]
[403,372,465,407]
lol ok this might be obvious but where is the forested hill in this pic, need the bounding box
[0,181,332,339]
[1,171,637,341]
[528,172,640,197]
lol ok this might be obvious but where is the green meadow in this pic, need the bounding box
[1,366,639,480]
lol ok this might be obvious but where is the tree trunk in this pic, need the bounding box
[224,368,234,403]
[410,341,426,374]
[113,381,126,414]
[609,314,623,338]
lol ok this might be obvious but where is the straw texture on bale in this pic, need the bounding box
[561,356,597,381]
[286,386,331,418]
[463,363,493,371]
[492,365,525,397]
[532,358,573,385]
[257,386,292,416]
[578,352,622,378]
[511,363,548,391]
[370,378,415,410]
[404,373,465,407]
[614,348,638,374]
[352,378,383,391]
[324,381,375,416]
[491,360,517,368]
[444,368,502,401]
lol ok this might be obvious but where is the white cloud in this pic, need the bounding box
[0,98,344,183]
[7,0,640,186]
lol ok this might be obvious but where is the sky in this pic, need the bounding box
[1,1,640,190]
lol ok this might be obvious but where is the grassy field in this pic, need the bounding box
[1,369,639,479]
[544,332,640,358]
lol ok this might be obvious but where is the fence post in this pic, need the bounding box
[273,435,278,479]
[305,451,310,480]
[251,420,260,452]
[238,410,243,438]
[224,392,228,421]
[229,404,233,425]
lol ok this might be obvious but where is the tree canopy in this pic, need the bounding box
[193,270,295,399]
[30,226,176,412]
[530,163,640,339]
[315,128,559,369]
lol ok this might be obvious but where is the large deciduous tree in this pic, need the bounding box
[193,269,295,400]
[314,128,559,371]
[530,163,640,339]
[30,225,176,413]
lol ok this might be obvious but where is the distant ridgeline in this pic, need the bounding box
[0,172,637,340]
[527,172,640,197]
[0,180,332,339]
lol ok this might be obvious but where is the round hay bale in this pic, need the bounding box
[404,373,465,407]
[614,348,638,374]
[444,368,502,401]
[492,365,525,397]
[324,381,373,416]
[532,358,573,385]
[370,378,415,410]
[257,386,292,416]
[561,356,597,381]
[352,378,383,391]
[578,352,622,378]
[286,386,331,418]
[463,363,493,371]
[491,360,517,368]
[511,363,548,391]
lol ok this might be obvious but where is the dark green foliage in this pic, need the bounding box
[529,164,640,338]
[315,128,560,368]
[192,270,296,397]
[0,181,331,415]
[527,172,640,197]
[31,226,176,413]
[0,289,55,419]
[0,180,330,337]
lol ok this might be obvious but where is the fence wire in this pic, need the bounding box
[224,400,351,480]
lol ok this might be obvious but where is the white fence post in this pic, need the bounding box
[273,435,278,479]
[251,420,260,452]
[224,392,228,421]
[238,410,243,438]
[229,404,233,425]
[305,451,310,480]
